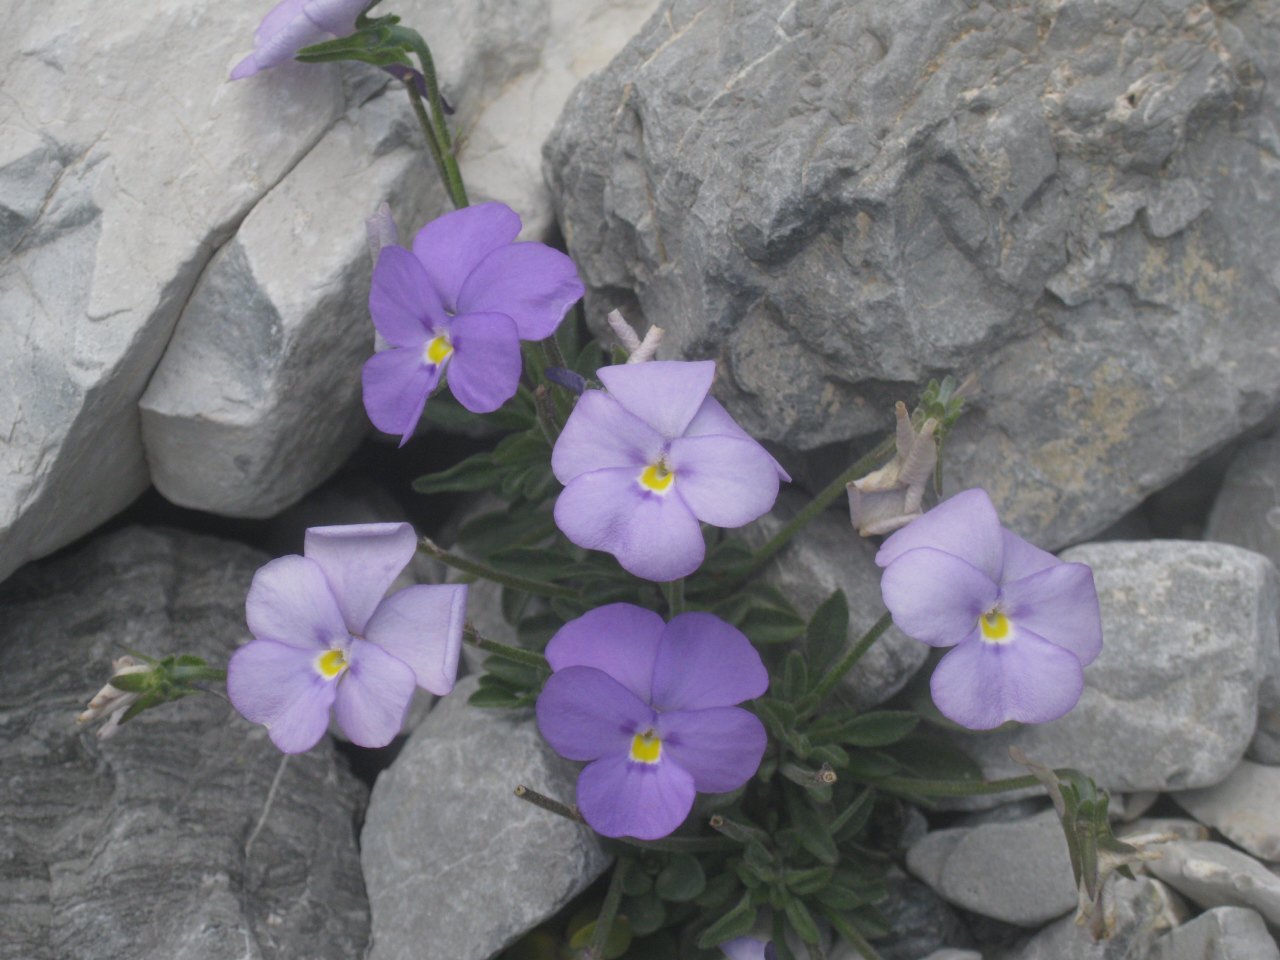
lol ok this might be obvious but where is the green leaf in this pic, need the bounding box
[806,590,849,673]
[843,749,901,780]
[467,686,529,709]
[492,430,549,468]
[783,864,834,896]
[837,711,920,747]
[655,853,706,903]
[621,890,666,937]
[457,510,556,556]
[809,744,850,769]
[784,788,838,865]
[693,871,738,910]
[696,891,757,949]
[830,787,876,841]
[412,452,499,495]
[486,547,577,582]
[783,896,821,945]
[620,864,653,898]
[294,28,413,67]
[887,731,984,782]
[481,656,544,688]
[781,650,809,703]
[568,917,631,959]
[105,672,153,693]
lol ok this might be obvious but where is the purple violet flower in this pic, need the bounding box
[551,361,789,581]
[536,604,768,840]
[230,0,369,80]
[875,488,1102,730]
[363,202,584,444]
[227,523,467,753]
[721,938,777,960]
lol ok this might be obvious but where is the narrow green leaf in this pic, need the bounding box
[806,589,849,673]
[568,917,632,958]
[784,896,821,945]
[696,891,757,949]
[784,789,838,865]
[412,453,499,494]
[837,711,920,747]
[467,686,527,708]
[781,650,809,703]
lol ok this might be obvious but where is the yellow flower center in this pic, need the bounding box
[424,335,453,366]
[638,461,675,493]
[316,648,349,679]
[979,610,1012,645]
[630,729,662,764]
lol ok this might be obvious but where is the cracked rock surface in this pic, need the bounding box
[0,526,369,960]
[362,675,610,960]
[546,0,1280,549]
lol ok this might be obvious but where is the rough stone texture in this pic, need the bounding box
[546,0,1280,550]
[1,0,348,583]
[905,810,1076,927]
[362,675,610,960]
[869,869,972,960]
[746,492,928,710]
[1003,877,1185,960]
[1174,761,1280,862]
[1146,840,1280,927]
[138,92,440,517]
[944,542,1279,804]
[0,526,369,960]
[1205,436,1280,763]
[1148,906,1280,960]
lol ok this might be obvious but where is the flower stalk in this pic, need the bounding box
[462,625,549,672]
[418,537,577,600]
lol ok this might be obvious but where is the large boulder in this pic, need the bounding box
[0,526,369,960]
[546,0,1280,549]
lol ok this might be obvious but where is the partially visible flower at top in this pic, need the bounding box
[363,202,584,444]
[76,656,152,739]
[230,0,370,80]
[606,308,664,363]
[536,604,768,840]
[552,361,789,581]
[228,523,466,753]
[848,401,937,537]
[875,489,1102,730]
[721,938,777,960]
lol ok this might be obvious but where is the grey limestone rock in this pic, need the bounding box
[361,675,610,960]
[867,868,972,960]
[1145,840,1280,927]
[746,492,928,710]
[1148,907,1280,960]
[1174,761,1280,862]
[1206,435,1280,763]
[0,526,369,960]
[944,541,1279,804]
[905,809,1076,927]
[1002,877,1185,960]
[546,0,1280,550]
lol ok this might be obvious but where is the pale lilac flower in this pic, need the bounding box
[228,523,466,753]
[535,604,768,840]
[551,361,789,581]
[721,938,777,960]
[876,489,1102,730]
[363,202,584,444]
[230,0,370,80]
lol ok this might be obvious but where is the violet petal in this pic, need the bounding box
[246,555,347,650]
[456,242,584,341]
[875,488,1004,580]
[303,522,417,636]
[880,547,999,648]
[685,395,791,482]
[930,631,1086,730]
[576,751,696,840]
[544,603,667,703]
[445,311,522,414]
[1000,528,1061,582]
[332,638,417,748]
[411,202,522,312]
[369,245,443,347]
[363,583,467,694]
[227,639,337,753]
[536,666,655,762]
[554,469,705,582]
[1001,562,1103,665]
[361,346,441,446]
[658,706,766,793]
[650,612,768,712]
[551,390,664,485]
[597,361,716,439]
[666,434,781,528]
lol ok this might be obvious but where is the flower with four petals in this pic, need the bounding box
[875,488,1102,730]
[363,202,584,444]
[535,603,768,840]
[228,523,466,752]
[551,361,789,581]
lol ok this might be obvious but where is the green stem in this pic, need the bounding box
[463,625,549,671]
[404,35,468,208]
[540,335,570,375]
[533,385,560,444]
[803,611,893,716]
[870,773,1042,798]
[403,83,451,200]
[618,834,737,853]
[662,578,686,617]
[418,537,577,599]
[733,436,896,583]
[587,858,629,960]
